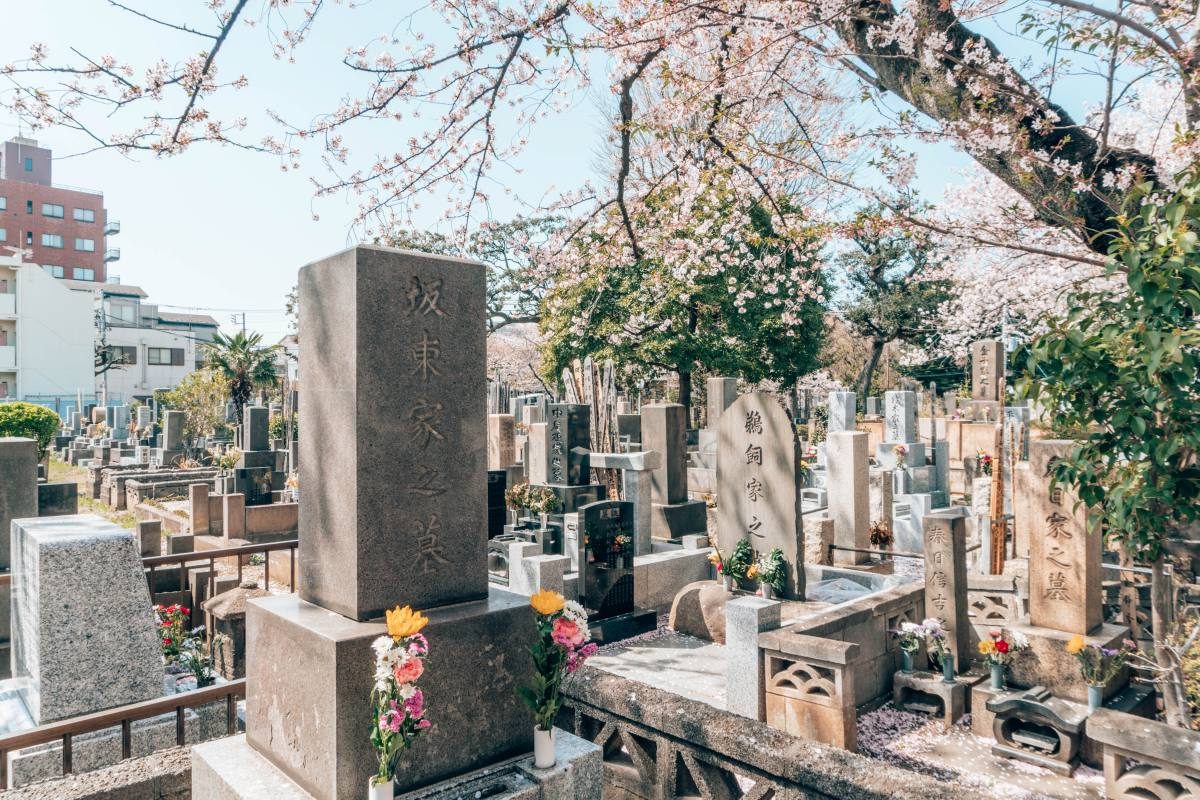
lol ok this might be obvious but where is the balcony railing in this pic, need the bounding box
[104,248,121,262]
[104,220,121,236]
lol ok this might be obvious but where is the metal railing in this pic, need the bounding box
[0,679,245,789]
[143,538,299,597]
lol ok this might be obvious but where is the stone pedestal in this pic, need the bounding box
[11,515,163,723]
[725,597,780,721]
[193,729,601,800]
[649,499,708,540]
[244,590,535,799]
[892,671,966,727]
[1005,621,1130,703]
[641,403,689,505]
[0,437,38,572]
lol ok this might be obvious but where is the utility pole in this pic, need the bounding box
[230,312,247,335]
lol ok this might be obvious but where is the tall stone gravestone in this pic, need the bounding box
[971,339,1004,402]
[11,515,162,722]
[876,391,924,469]
[922,512,970,672]
[544,403,603,513]
[717,393,805,599]
[827,431,870,565]
[232,246,538,800]
[1028,440,1101,635]
[487,413,516,470]
[706,377,738,429]
[643,403,706,539]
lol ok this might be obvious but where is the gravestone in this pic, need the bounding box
[1029,440,1101,634]
[225,245,556,800]
[643,403,707,539]
[827,431,869,565]
[136,405,152,430]
[922,512,970,672]
[717,393,805,599]
[487,414,516,470]
[884,390,916,444]
[546,403,590,486]
[827,391,857,434]
[972,339,1005,402]
[11,515,162,722]
[865,396,880,417]
[526,422,549,485]
[578,500,635,618]
[706,377,738,429]
[487,469,507,538]
[0,438,38,572]
[243,405,270,452]
[235,467,273,507]
[944,391,958,417]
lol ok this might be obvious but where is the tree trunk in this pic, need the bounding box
[1151,556,1189,727]
[678,369,692,425]
[856,338,886,398]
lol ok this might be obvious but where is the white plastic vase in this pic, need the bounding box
[534,727,556,768]
[368,777,394,800]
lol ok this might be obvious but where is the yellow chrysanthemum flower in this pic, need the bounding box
[386,605,429,640]
[1066,634,1086,655]
[530,589,565,617]
[978,640,996,655]
[746,565,759,579]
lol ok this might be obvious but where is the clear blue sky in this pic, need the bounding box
[2,1,1094,341]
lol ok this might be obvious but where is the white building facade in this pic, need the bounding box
[72,281,219,403]
[0,253,94,404]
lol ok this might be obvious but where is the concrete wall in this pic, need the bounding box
[7,258,93,399]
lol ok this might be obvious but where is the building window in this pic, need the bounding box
[43,265,64,278]
[41,203,64,218]
[23,157,32,172]
[73,208,95,223]
[0,229,5,242]
[72,267,95,281]
[24,232,32,245]
[0,382,7,398]
[148,347,185,366]
[107,302,136,323]
[25,200,32,214]
[0,197,6,210]
[107,345,137,365]
[41,233,64,248]
[75,238,95,252]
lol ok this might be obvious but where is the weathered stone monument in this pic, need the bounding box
[827,431,869,565]
[922,512,970,672]
[717,393,805,598]
[642,403,706,539]
[971,339,1004,402]
[487,413,516,470]
[827,391,857,434]
[11,515,163,722]
[192,246,598,800]
[1027,440,1101,635]
[544,403,604,513]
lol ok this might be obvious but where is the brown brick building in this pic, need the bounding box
[0,137,119,282]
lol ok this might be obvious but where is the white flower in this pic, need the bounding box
[1010,630,1029,649]
[563,600,588,628]
[397,682,417,700]
[921,618,943,633]
[899,621,921,634]
[371,636,393,658]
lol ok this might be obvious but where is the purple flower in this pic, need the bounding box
[1100,647,1117,658]
[404,689,425,718]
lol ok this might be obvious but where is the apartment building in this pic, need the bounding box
[61,281,220,403]
[0,137,120,283]
[0,253,94,402]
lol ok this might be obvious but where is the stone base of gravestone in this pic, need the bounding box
[244,589,536,799]
[874,442,925,470]
[1003,622,1131,704]
[545,483,606,515]
[650,498,707,540]
[193,729,602,800]
[11,515,163,723]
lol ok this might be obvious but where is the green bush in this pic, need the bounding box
[0,401,61,458]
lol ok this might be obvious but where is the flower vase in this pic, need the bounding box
[539,512,549,530]
[368,777,394,800]
[901,650,914,673]
[721,575,734,592]
[1088,685,1103,713]
[990,663,1004,690]
[761,583,774,600]
[941,655,955,684]
[533,727,556,769]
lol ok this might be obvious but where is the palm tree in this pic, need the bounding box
[202,331,280,425]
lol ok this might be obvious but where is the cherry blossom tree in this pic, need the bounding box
[2,0,1193,322]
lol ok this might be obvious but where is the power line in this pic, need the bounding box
[157,303,286,313]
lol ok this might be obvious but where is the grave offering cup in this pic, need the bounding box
[901,651,914,673]
[942,655,955,684]
[534,729,556,769]
[1088,685,1102,712]
[991,664,1005,690]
